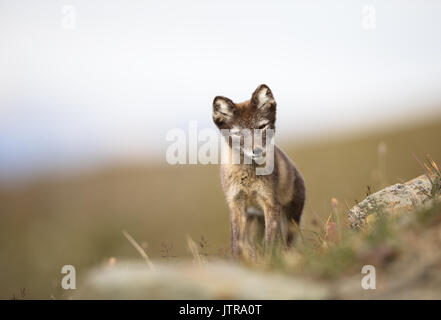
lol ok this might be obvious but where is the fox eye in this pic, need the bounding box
[257,124,268,130]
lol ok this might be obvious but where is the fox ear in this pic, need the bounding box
[251,84,276,110]
[213,96,235,129]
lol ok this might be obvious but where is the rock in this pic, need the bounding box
[73,261,330,299]
[347,174,435,228]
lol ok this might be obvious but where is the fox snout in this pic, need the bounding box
[241,143,265,163]
[253,146,263,158]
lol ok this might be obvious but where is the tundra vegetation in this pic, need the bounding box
[75,159,441,299]
[1,118,441,299]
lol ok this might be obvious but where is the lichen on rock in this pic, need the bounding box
[347,174,436,228]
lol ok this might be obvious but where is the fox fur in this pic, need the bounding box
[212,84,306,257]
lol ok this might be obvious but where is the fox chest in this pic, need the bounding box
[221,165,274,206]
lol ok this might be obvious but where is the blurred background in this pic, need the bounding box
[0,0,441,298]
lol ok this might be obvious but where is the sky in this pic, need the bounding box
[1,0,441,179]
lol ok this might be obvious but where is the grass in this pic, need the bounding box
[281,203,401,278]
[423,156,441,198]
[0,117,441,298]
[234,159,441,283]
[169,191,441,295]
[122,230,155,270]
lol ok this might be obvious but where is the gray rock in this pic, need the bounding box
[347,174,435,228]
[73,261,330,299]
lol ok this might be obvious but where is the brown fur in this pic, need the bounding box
[212,84,306,258]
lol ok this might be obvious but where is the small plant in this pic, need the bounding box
[425,157,441,198]
[160,242,176,261]
[414,154,441,199]
[187,235,208,265]
[366,185,372,197]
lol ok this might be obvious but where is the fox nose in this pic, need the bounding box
[253,147,263,157]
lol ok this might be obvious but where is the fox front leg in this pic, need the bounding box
[259,196,282,253]
[229,197,248,258]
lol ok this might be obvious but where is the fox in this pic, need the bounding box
[212,84,306,258]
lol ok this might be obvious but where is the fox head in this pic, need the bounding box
[212,84,276,162]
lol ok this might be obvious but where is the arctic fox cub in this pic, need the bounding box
[212,84,306,257]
